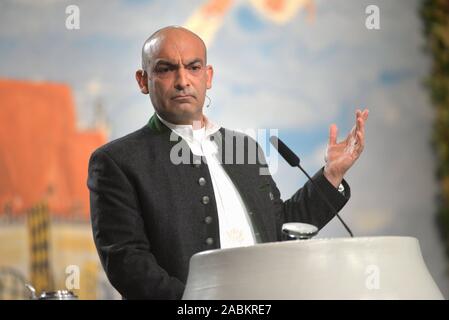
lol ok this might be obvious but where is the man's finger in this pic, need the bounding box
[329,124,338,146]
[358,117,365,136]
[357,131,365,153]
[356,109,365,130]
[357,129,364,144]
[362,108,369,120]
[360,109,368,135]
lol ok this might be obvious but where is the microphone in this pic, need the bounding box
[269,136,354,237]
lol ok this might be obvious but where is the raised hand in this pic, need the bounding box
[323,109,369,188]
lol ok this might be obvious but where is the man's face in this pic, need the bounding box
[144,30,213,125]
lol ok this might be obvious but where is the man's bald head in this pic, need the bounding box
[135,25,214,125]
[141,26,207,72]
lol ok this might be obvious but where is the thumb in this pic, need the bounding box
[329,124,338,146]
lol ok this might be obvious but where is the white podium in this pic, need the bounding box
[182,236,443,299]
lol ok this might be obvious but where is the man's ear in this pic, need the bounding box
[135,69,149,94]
[206,65,213,89]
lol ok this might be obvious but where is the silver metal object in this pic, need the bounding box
[282,222,318,240]
[38,290,78,300]
[25,284,78,300]
[25,284,37,299]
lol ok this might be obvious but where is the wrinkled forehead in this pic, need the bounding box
[145,31,206,66]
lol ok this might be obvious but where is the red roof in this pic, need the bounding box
[0,79,106,219]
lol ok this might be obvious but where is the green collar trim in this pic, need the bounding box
[147,113,170,133]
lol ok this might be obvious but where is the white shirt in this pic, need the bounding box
[156,113,256,249]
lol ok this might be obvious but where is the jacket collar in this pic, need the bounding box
[147,112,171,133]
[146,112,221,135]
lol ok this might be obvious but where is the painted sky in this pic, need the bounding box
[1,0,447,297]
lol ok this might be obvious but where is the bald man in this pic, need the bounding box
[88,26,368,299]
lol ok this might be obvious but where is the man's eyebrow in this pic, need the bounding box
[185,58,203,66]
[154,59,177,66]
[153,58,204,69]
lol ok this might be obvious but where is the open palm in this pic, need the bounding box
[324,109,369,187]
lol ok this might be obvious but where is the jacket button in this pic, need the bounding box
[205,237,214,245]
[248,211,254,215]
[198,177,206,186]
[202,196,210,205]
[204,216,213,224]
